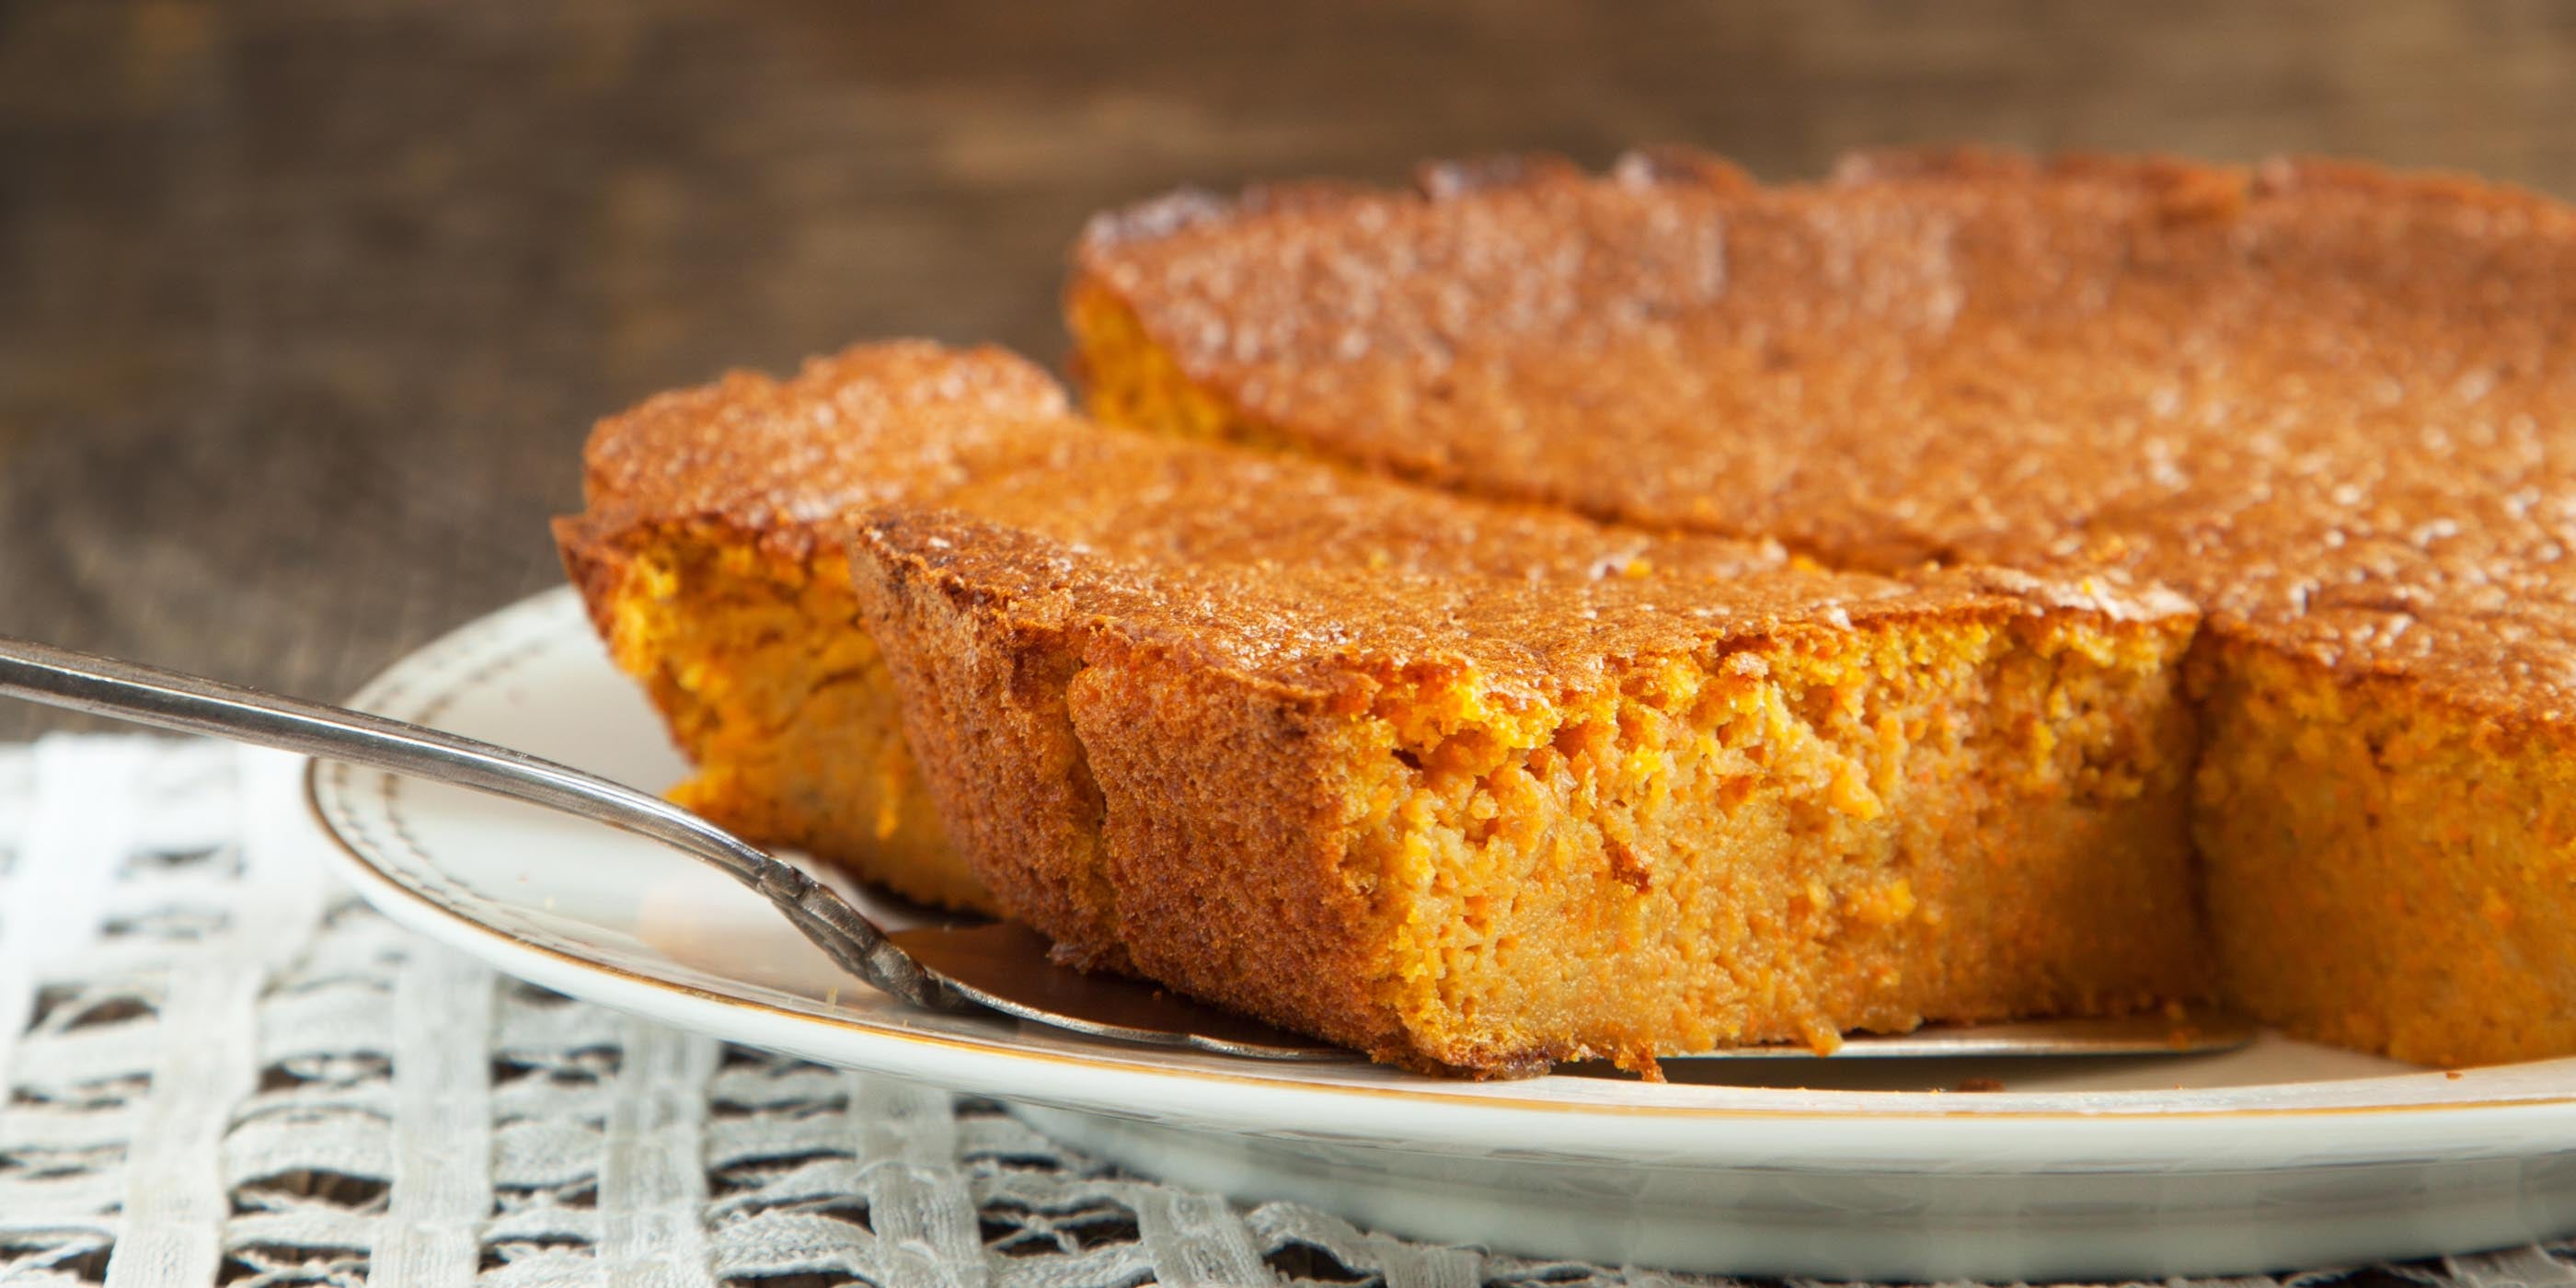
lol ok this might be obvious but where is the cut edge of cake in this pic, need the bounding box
[556,513,984,911]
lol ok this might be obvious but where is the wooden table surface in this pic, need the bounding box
[6,0,2576,735]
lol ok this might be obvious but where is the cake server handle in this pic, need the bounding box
[0,635,970,1013]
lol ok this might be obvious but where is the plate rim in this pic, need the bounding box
[304,587,2576,1168]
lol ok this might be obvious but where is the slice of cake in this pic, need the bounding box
[849,509,2200,1074]
[1067,147,2576,1066]
[559,340,2205,1074]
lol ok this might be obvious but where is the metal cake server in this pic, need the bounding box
[0,637,2254,1066]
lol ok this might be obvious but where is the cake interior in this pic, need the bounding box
[2191,637,2576,1067]
[1327,604,2202,1072]
[579,523,986,913]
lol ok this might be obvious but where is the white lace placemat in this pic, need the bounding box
[2,733,2571,1288]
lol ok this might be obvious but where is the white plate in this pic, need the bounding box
[306,588,2576,1282]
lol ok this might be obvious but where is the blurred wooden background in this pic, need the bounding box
[6,0,2576,733]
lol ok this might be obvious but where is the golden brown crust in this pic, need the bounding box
[572,340,1072,558]
[1070,146,2576,733]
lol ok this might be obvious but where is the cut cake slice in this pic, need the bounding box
[848,508,2200,1075]
[559,341,2203,1074]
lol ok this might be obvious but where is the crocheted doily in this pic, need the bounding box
[3,735,2569,1288]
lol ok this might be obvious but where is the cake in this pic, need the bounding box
[1065,147,2576,1068]
[559,342,2204,1074]
[562,145,2576,1074]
